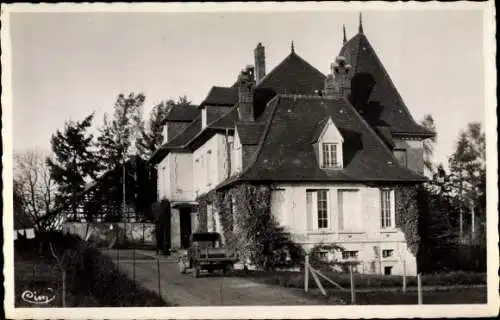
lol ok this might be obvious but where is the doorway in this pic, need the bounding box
[179,207,192,249]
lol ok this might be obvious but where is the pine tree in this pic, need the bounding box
[135,100,172,159]
[47,113,101,220]
[98,93,146,170]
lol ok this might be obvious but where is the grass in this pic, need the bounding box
[230,269,487,305]
[14,233,170,307]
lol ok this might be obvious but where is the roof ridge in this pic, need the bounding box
[279,94,343,100]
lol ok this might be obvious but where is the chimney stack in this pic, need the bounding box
[324,56,352,98]
[237,65,256,122]
[254,43,266,84]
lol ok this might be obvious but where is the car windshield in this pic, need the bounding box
[194,240,219,249]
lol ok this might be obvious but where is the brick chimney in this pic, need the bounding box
[237,65,256,122]
[324,56,352,98]
[254,43,266,84]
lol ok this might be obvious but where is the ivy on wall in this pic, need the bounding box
[214,183,303,270]
[395,185,420,255]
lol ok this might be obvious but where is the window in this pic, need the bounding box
[322,143,338,168]
[384,266,393,275]
[342,250,358,260]
[338,189,362,231]
[317,190,328,229]
[381,189,395,229]
[394,149,407,167]
[382,249,394,258]
[306,189,329,230]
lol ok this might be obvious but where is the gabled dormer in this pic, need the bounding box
[313,117,344,170]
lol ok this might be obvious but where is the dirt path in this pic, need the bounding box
[102,249,330,306]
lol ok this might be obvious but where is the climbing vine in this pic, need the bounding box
[215,183,303,270]
[395,185,420,255]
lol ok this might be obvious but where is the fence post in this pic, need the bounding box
[402,259,407,293]
[62,270,66,307]
[417,273,422,304]
[349,264,356,305]
[304,253,309,292]
[156,258,162,297]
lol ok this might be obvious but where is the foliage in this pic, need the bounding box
[83,156,156,221]
[13,149,58,231]
[214,184,304,270]
[136,96,192,159]
[97,92,146,171]
[46,113,101,220]
[308,243,360,273]
[420,114,437,174]
[448,122,486,212]
[394,185,420,255]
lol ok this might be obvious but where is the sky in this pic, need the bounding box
[7,7,488,169]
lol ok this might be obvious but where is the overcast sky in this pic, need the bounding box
[8,7,487,168]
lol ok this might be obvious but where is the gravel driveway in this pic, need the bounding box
[102,249,329,306]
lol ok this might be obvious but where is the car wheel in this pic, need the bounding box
[192,263,200,278]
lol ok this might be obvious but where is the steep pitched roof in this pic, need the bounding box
[164,104,200,122]
[340,33,433,137]
[150,116,202,164]
[235,94,425,183]
[200,86,238,107]
[236,123,266,145]
[257,51,326,95]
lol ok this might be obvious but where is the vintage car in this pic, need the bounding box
[177,232,239,277]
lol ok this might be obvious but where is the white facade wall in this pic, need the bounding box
[157,152,194,202]
[193,133,232,197]
[270,183,417,276]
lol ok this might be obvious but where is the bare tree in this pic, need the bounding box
[14,148,58,231]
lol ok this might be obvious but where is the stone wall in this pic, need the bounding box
[63,222,156,246]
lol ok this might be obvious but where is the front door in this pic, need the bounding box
[179,207,192,249]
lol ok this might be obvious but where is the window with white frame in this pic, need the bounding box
[306,189,329,230]
[380,189,395,229]
[322,143,339,168]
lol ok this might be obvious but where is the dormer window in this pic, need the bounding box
[315,117,344,169]
[322,143,339,168]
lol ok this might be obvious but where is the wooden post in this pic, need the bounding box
[349,264,356,305]
[304,253,309,292]
[62,270,66,308]
[402,259,407,293]
[156,258,162,297]
[310,268,327,296]
[417,273,422,304]
[470,200,475,240]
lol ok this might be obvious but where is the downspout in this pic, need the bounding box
[225,128,231,179]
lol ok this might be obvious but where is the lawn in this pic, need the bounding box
[230,269,487,305]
